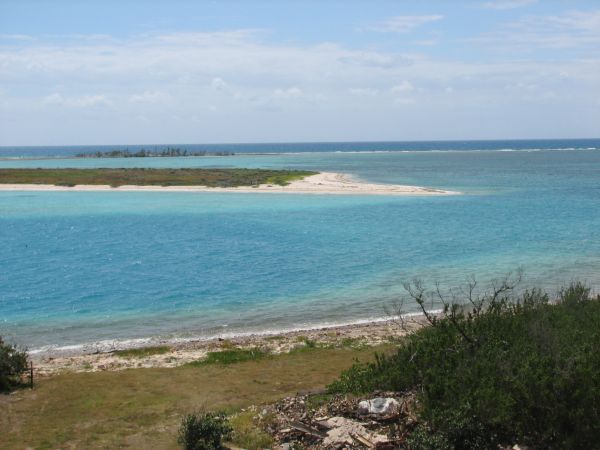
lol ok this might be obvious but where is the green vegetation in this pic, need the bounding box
[0,345,385,448]
[0,336,28,393]
[340,337,367,349]
[187,348,269,367]
[76,147,234,158]
[0,168,317,188]
[113,345,171,358]
[229,410,275,450]
[178,411,232,450]
[330,278,600,449]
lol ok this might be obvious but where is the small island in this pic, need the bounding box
[75,147,235,158]
[0,168,315,188]
[0,168,457,195]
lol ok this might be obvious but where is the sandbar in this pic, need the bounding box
[0,172,458,195]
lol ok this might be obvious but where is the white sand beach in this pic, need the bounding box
[0,172,458,195]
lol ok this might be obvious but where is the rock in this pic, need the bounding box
[357,397,400,417]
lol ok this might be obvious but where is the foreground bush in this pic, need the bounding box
[0,336,28,393]
[178,410,232,450]
[329,278,600,449]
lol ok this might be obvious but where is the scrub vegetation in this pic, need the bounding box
[330,277,600,449]
[186,348,269,366]
[0,168,317,188]
[4,275,599,449]
[0,337,28,393]
[113,345,171,358]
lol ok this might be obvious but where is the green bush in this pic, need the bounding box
[0,336,28,393]
[177,411,232,450]
[329,279,600,449]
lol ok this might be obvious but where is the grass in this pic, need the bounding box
[340,337,367,349]
[289,337,332,355]
[186,348,269,366]
[0,345,389,449]
[113,346,171,358]
[229,410,274,450]
[0,168,317,188]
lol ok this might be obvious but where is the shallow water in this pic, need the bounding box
[1,141,599,351]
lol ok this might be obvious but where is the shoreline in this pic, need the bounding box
[31,317,428,376]
[0,172,458,196]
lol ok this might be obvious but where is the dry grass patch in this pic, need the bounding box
[0,345,390,449]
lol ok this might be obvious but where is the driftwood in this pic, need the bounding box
[289,420,327,439]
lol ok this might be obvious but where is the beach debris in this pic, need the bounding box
[251,391,416,449]
[321,417,388,447]
[289,420,327,438]
[357,397,401,418]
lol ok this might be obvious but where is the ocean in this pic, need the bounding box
[1,139,599,352]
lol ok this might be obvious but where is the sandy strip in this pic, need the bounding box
[31,318,427,376]
[0,172,458,195]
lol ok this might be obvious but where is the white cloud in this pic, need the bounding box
[391,81,415,93]
[473,9,600,50]
[481,0,537,10]
[1,27,599,144]
[43,93,111,107]
[273,87,303,99]
[211,77,229,91]
[0,34,36,41]
[394,97,416,105]
[368,15,443,33]
[128,91,171,104]
[349,88,379,96]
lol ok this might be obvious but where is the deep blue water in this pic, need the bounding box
[1,141,599,351]
[0,138,598,158]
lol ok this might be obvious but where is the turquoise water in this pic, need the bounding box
[1,143,600,351]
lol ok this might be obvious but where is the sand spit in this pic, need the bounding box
[32,318,427,376]
[0,172,457,195]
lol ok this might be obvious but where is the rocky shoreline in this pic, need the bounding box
[32,318,426,376]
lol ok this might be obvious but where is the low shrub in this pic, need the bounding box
[229,410,274,450]
[329,278,600,449]
[177,410,232,450]
[187,348,268,367]
[0,336,28,393]
[113,345,170,358]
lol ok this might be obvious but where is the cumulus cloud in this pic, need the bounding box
[273,87,303,99]
[43,93,111,107]
[349,88,379,96]
[391,81,415,93]
[368,15,443,33]
[473,9,600,50]
[211,77,229,91]
[1,23,599,143]
[128,91,171,104]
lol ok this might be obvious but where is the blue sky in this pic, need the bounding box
[1,0,599,145]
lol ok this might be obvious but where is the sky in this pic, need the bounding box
[0,0,599,146]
